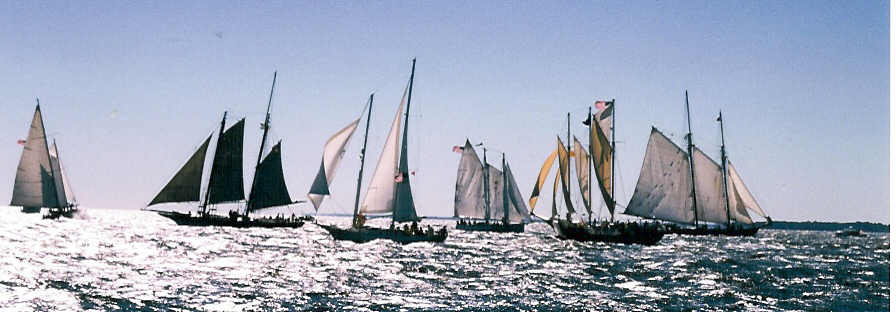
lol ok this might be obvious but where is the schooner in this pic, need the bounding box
[453,140,531,232]
[145,72,305,228]
[316,59,448,244]
[10,101,78,219]
[624,91,772,236]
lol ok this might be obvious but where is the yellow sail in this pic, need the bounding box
[589,114,614,214]
[572,137,591,215]
[556,137,576,216]
[528,149,558,210]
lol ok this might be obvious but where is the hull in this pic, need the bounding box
[157,211,304,228]
[554,220,665,246]
[21,206,41,214]
[42,207,77,219]
[319,224,448,244]
[456,221,525,233]
[666,223,762,237]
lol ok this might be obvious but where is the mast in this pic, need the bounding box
[202,111,228,214]
[502,153,509,224]
[685,91,699,228]
[566,112,571,220]
[610,99,616,222]
[483,147,490,222]
[247,71,277,216]
[37,99,62,209]
[718,110,732,228]
[352,94,374,228]
[587,106,593,223]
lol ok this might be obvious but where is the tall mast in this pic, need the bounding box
[483,147,490,222]
[566,112,572,220]
[685,91,699,228]
[502,153,509,224]
[247,71,277,216]
[202,111,228,215]
[587,106,593,223]
[352,94,374,228]
[718,110,732,228]
[37,98,62,209]
[610,99,616,222]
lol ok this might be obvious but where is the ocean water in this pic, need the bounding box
[0,209,888,311]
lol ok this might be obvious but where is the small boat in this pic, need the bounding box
[453,140,530,233]
[11,101,79,218]
[316,59,447,244]
[625,91,771,236]
[835,227,866,237]
[145,72,305,228]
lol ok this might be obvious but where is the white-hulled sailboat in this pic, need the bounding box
[11,100,79,219]
[316,59,448,244]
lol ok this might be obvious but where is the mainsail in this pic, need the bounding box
[149,135,212,206]
[556,137,575,216]
[308,111,363,210]
[247,141,292,211]
[528,149,558,209]
[391,61,419,223]
[572,137,591,215]
[11,105,60,208]
[692,146,728,225]
[360,83,408,215]
[624,128,695,224]
[486,164,504,221]
[589,114,614,214]
[206,119,246,205]
[453,140,485,219]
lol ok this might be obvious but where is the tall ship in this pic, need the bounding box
[145,72,304,228]
[317,59,448,244]
[453,140,530,232]
[529,101,664,245]
[624,91,772,236]
[11,101,78,219]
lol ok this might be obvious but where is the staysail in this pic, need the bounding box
[556,137,575,216]
[11,105,60,208]
[486,164,504,221]
[503,162,530,223]
[727,161,765,224]
[206,119,246,204]
[247,141,292,211]
[528,149,558,209]
[308,112,363,210]
[572,137,591,215]
[51,142,76,206]
[149,135,212,206]
[589,114,614,214]
[360,83,408,215]
[453,140,485,219]
[691,146,728,225]
[624,128,695,224]
[48,142,69,207]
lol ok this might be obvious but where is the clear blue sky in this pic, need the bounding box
[0,1,888,223]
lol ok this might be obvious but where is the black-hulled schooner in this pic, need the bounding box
[624,91,771,236]
[453,140,530,232]
[145,72,304,228]
[529,102,664,245]
[317,59,448,244]
[11,101,78,219]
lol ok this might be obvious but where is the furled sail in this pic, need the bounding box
[149,135,212,206]
[528,149,558,209]
[11,105,60,208]
[486,165,504,221]
[453,140,485,219]
[572,137,591,215]
[624,128,695,224]
[727,161,765,224]
[48,143,68,207]
[503,162,530,223]
[308,113,363,210]
[589,114,614,214]
[206,119,246,205]
[556,137,575,216]
[691,147,728,224]
[360,84,408,215]
[247,141,292,211]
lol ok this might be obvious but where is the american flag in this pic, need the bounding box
[452,145,464,153]
[594,100,608,111]
[394,173,404,183]
[17,139,26,145]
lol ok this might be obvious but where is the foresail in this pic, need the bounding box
[308,115,362,210]
[572,137,591,215]
[589,114,614,214]
[727,161,765,223]
[503,162,530,223]
[49,143,68,207]
[247,142,293,211]
[149,135,212,206]
[556,137,575,216]
[691,147,728,225]
[11,106,59,208]
[453,140,485,219]
[207,119,246,204]
[360,83,408,215]
[624,128,695,224]
[528,149,558,210]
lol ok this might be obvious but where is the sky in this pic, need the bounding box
[0,1,888,223]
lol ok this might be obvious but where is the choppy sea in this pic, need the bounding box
[0,209,888,311]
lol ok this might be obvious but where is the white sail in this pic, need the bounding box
[503,162,530,223]
[308,113,363,210]
[727,161,765,223]
[692,147,728,224]
[625,128,695,224]
[572,137,591,215]
[11,105,59,208]
[487,164,504,221]
[453,140,485,219]
[360,84,408,214]
[48,143,68,207]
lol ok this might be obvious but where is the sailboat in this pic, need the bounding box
[624,91,772,236]
[317,59,448,244]
[11,101,78,218]
[453,140,530,232]
[529,102,664,245]
[145,72,305,228]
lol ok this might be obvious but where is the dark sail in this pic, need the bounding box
[207,119,246,204]
[149,135,212,205]
[392,60,418,223]
[307,160,330,196]
[247,141,292,211]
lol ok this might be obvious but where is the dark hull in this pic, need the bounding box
[667,224,762,237]
[456,222,525,233]
[319,224,447,244]
[554,220,665,246]
[21,206,41,214]
[157,211,304,228]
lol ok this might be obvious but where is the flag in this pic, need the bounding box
[394,172,405,183]
[17,139,26,145]
[594,100,608,111]
[452,145,464,153]
[716,113,722,122]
